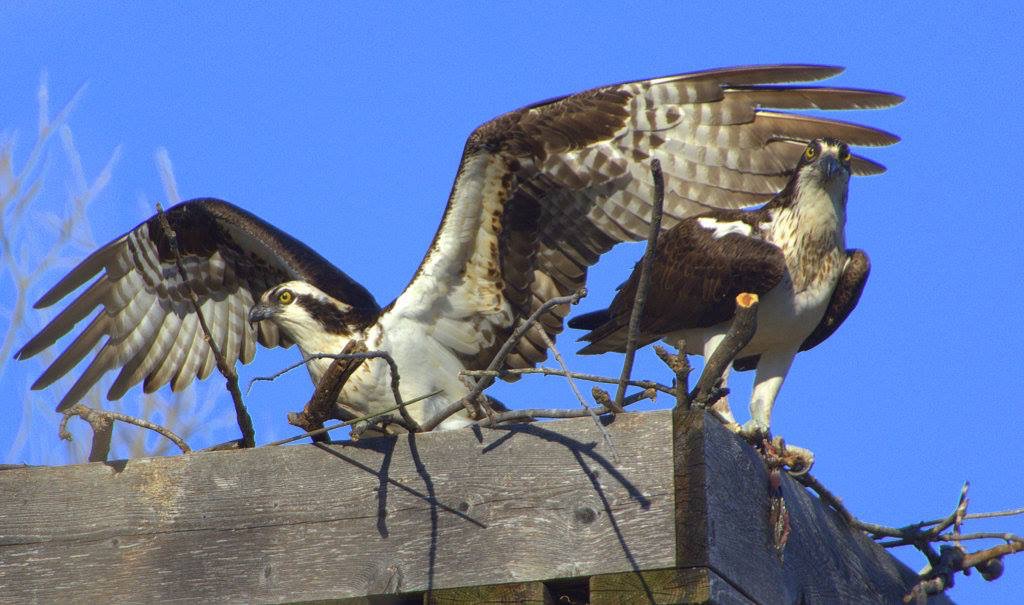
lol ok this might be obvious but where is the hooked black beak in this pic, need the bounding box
[248,303,275,326]
[821,155,843,181]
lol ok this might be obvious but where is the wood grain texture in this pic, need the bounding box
[0,411,953,604]
[672,409,954,605]
[0,413,672,604]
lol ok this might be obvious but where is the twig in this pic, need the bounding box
[961,541,1021,578]
[913,507,1024,528]
[60,403,192,461]
[475,389,655,427]
[247,341,422,434]
[902,537,1022,603]
[794,471,885,532]
[927,482,970,540]
[246,358,314,392]
[614,158,664,411]
[794,472,1024,600]
[795,470,915,541]
[418,289,586,431]
[535,326,616,457]
[264,390,442,447]
[690,292,759,408]
[456,373,490,420]
[934,532,1024,544]
[654,341,691,408]
[460,367,674,396]
[270,349,418,431]
[287,340,368,441]
[156,203,255,447]
[59,405,112,462]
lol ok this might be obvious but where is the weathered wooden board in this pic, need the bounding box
[0,410,952,604]
[0,412,673,604]
[671,410,952,605]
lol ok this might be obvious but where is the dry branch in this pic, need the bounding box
[690,292,759,409]
[264,389,443,447]
[474,387,655,427]
[156,203,255,447]
[460,367,673,396]
[286,340,368,441]
[613,158,664,411]
[59,403,192,461]
[654,341,691,407]
[269,348,419,433]
[793,472,1024,601]
[535,326,616,456]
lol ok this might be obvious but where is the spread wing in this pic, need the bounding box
[733,248,870,371]
[384,64,899,370]
[569,211,786,354]
[16,199,379,411]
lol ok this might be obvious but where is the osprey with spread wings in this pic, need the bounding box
[16,65,900,430]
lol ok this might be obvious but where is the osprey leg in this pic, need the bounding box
[742,347,798,436]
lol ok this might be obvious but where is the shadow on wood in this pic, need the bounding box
[0,411,952,604]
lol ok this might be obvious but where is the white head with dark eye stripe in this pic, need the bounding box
[249,281,358,347]
[795,137,853,192]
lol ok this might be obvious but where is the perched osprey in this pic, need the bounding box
[16,66,899,431]
[570,138,864,436]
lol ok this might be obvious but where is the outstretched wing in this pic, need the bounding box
[733,248,870,371]
[17,199,379,411]
[569,211,787,354]
[385,65,899,371]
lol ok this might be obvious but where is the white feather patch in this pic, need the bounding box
[697,217,753,239]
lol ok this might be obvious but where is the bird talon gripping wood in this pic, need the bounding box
[18,66,898,432]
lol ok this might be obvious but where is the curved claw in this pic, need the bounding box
[785,445,816,476]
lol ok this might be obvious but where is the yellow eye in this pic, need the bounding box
[278,289,294,305]
[804,146,817,161]
[839,147,852,162]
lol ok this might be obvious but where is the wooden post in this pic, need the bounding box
[0,411,952,604]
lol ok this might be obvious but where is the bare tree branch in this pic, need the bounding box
[155,203,255,447]
[654,341,691,407]
[791,471,1023,600]
[4,81,215,464]
[916,508,1024,528]
[264,389,442,447]
[613,158,664,411]
[252,347,420,433]
[475,388,655,427]
[285,340,368,441]
[690,292,759,409]
[935,532,1024,544]
[460,367,673,396]
[535,325,616,457]
[59,403,192,461]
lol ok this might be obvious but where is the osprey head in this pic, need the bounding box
[249,281,360,340]
[794,137,852,191]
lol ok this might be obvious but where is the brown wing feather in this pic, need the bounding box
[389,65,899,374]
[733,249,870,371]
[573,210,786,354]
[17,198,379,411]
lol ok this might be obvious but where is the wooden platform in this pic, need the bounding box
[0,410,952,604]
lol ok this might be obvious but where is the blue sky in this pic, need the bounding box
[2,3,1022,602]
